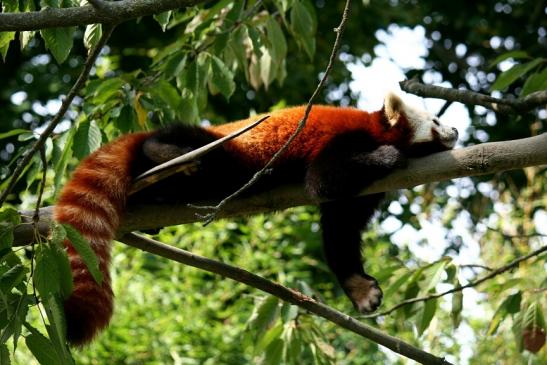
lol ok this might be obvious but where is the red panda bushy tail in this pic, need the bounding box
[53,132,150,346]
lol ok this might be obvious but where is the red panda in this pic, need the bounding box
[54,92,458,345]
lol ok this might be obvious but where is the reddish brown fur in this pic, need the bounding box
[54,132,151,346]
[207,105,411,168]
[54,104,411,345]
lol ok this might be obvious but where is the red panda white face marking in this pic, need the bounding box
[384,91,458,149]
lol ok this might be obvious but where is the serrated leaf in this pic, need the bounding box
[40,27,75,64]
[417,298,437,335]
[247,26,263,58]
[209,55,236,100]
[281,303,298,323]
[0,265,26,295]
[265,17,287,83]
[42,293,69,351]
[154,11,172,32]
[521,67,547,96]
[34,248,61,297]
[91,77,124,104]
[83,23,102,51]
[133,92,148,127]
[72,120,102,160]
[487,291,522,335]
[264,338,284,365]
[490,58,544,91]
[179,88,199,124]
[50,245,73,299]
[53,128,76,195]
[259,47,275,90]
[248,296,280,339]
[488,50,529,69]
[26,329,62,365]
[0,32,15,61]
[421,259,449,294]
[229,26,249,80]
[63,225,102,284]
[0,344,10,365]
[451,286,463,329]
[115,105,137,133]
[290,0,316,59]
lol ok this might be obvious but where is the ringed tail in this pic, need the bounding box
[53,132,150,346]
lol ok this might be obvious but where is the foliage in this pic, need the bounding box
[0,0,546,364]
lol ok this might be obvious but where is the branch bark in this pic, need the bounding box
[120,233,452,365]
[400,79,547,114]
[0,0,204,32]
[14,133,547,243]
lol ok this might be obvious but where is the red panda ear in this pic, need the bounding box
[383,92,404,127]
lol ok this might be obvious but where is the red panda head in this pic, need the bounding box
[383,91,458,157]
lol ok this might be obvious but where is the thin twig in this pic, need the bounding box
[129,116,270,195]
[400,79,547,114]
[0,25,115,208]
[436,100,452,118]
[194,0,354,225]
[32,146,48,224]
[459,264,493,271]
[486,226,547,240]
[362,245,547,319]
[120,232,452,365]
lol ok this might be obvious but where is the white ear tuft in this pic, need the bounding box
[383,91,404,126]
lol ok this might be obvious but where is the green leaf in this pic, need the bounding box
[178,88,199,124]
[72,120,102,160]
[290,0,316,59]
[451,285,463,329]
[421,258,450,294]
[26,329,63,365]
[34,247,61,297]
[248,296,280,339]
[91,77,124,104]
[417,298,437,335]
[490,58,544,91]
[0,344,10,365]
[209,55,236,100]
[50,244,73,299]
[0,129,28,141]
[42,293,70,355]
[154,11,172,32]
[83,23,102,51]
[53,128,76,195]
[521,67,547,96]
[280,303,298,323]
[63,224,103,285]
[40,27,75,64]
[264,338,284,365]
[0,32,15,61]
[487,291,522,335]
[0,265,26,295]
[229,26,249,79]
[488,50,529,69]
[115,105,137,133]
[266,17,287,72]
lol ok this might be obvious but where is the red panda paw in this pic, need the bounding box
[343,274,383,313]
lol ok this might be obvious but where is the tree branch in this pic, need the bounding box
[191,0,353,224]
[362,244,547,319]
[400,79,547,114]
[13,133,547,243]
[0,0,204,32]
[120,232,452,365]
[0,24,115,207]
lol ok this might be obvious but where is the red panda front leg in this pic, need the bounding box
[319,195,385,313]
[305,132,406,313]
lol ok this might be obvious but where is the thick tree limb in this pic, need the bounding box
[13,133,547,243]
[0,0,204,32]
[120,233,453,365]
[400,79,547,114]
